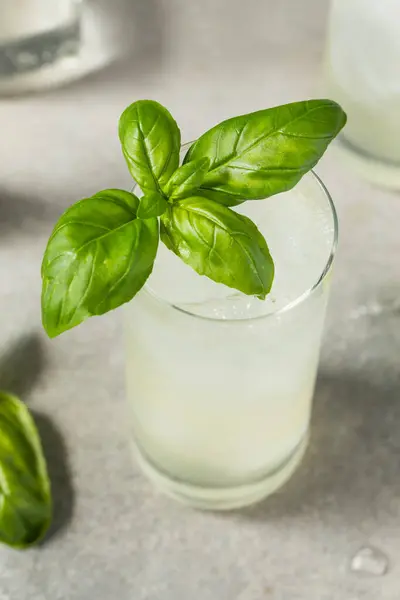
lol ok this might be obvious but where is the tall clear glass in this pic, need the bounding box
[126,163,338,510]
[323,0,400,188]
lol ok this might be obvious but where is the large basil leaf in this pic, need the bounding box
[184,99,346,206]
[161,196,274,298]
[137,192,168,219]
[41,189,159,338]
[0,391,51,548]
[166,157,210,200]
[119,100,181,195]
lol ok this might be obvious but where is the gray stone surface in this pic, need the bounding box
[0,0,399,598]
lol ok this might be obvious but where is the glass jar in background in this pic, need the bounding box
[0,0,82,92]
[0,0,137,95]
[323,0,400,188]
[125,155,338,510]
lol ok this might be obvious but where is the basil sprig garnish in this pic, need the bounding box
[0,392,51,548]
[161,197,274,299]
[42,189,158,337]
[42,99,346,336]
[184,99,346,206]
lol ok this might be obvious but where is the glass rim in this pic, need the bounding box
[138,152,338,324]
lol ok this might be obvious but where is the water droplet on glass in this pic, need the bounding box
[350,546,389,576]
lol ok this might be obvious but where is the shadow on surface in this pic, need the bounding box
[243,373,400,521]
[0,188,59,237]
[0,333,75,541]
[33,411,75,543]
[0,333,46,399]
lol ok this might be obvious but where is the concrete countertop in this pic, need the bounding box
[0,0,399,598]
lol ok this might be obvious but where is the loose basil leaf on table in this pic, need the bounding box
[161,196,274,298]
[119,100,181,195]
[0,391,51,549]
[41,189,159,338]
[137,192,168,219]
[184,99,347,206]
[166,157,210,200]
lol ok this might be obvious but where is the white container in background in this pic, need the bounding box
[0,0,138,95]
[324,0,400,187]
[0,0,79,42]
[0,0,82,92]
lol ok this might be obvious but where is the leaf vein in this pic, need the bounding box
[68,244,99,324]
[94,225,140,313]
[207,104,336,173]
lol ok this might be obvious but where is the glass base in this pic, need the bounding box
[335,135,400,190]
[133,434,309,510]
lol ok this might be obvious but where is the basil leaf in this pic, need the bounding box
[41,189,159,338]
[119,100,181,195]
[166,157,210,200]
[161,196,274,298]
[0,391,51,549]
[184,99,346,206]
[137,192,168,219]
